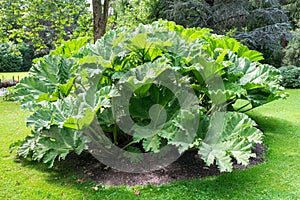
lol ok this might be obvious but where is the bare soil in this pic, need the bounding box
[66,143,266,186]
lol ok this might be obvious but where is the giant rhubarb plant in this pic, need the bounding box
[14,21,285,172]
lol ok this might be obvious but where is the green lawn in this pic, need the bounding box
[0,89,299,199]
[0,72,28,81]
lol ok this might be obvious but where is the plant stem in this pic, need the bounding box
[113,123,118,145]
[122,141,136,150]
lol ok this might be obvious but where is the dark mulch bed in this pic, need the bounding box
[66,143,266,186]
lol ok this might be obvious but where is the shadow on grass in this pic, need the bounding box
[12,113,299,199]
[14,154,136,198]
[247,111,300,136]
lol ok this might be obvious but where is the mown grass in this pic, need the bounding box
[0,89,299,200]
[0,72,28,81]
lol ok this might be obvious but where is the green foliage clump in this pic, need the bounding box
[279,65,300,88]
[111,0,157,29]
[0,0,92,55]
[3,86,16,101]
[17,43,35,72]
[280,0,300,28]
[0,43,23,72]
[157,0,212,28]
[283,30,300,67]
[14,21,285,172]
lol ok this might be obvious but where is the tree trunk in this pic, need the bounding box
[92,0,109,43]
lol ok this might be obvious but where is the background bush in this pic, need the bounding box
[279,65,300,88]
[17,43,35,72]
[0,43,23,72]
[283,28,300,67]
[280,0,300,28]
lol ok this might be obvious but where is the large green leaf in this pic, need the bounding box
[200,34,264,62]
[198,112,263,172]
[26,97,75,131]
[32,127,88,168]
[84,27,128,65]
[15,55,77,110]
[221,112,263,143]
[30,55,76,84]
[199,142,233,172]
[168,109,200,153]
[50,37,92,58]
[223,52,285,107]
[64,86,118,130]
[15,76,56,110]
[117,58,171,97]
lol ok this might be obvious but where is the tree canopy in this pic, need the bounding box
[0,0,93,55]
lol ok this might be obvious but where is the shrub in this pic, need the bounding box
[3,86,16,101]
[14,21,285,172]
[280,0,300,28]
[17,43,35,72]
[279,65,300,88]
[283,30,300,67]
[0,43,23,72]
[234,23,293,67]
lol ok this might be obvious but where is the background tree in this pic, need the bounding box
[0,0,93,55]
[280,0,300,67]
[280,0,300,28]
[111,0,158,29]
[17,43,35,72]
[92,0,110,42]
